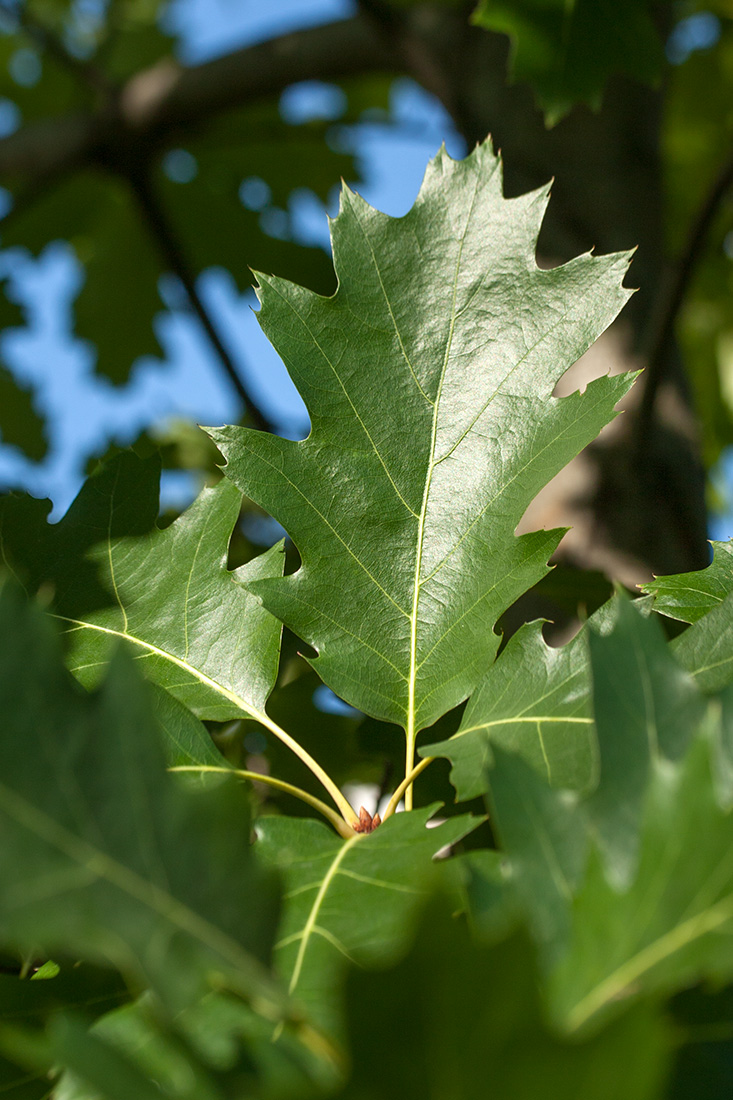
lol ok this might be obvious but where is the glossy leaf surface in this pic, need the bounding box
[213,141,634,746]
[640,540,733,623]
[423,621,594,801]
[0,452,284,726]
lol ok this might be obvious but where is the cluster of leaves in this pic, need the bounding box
[1,139,733,1098]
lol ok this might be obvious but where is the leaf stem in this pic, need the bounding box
[253,710,359,827]
[169,765,356,839]
[382,756,434,821]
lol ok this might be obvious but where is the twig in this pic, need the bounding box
[636,144,733,451]
[128,168,273,431]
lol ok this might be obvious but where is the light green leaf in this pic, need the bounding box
[0,583,282,1017]
[255,806,479,1037]
[639,540,733,623]
[472,0,663,125]
[673,591,733,693]
[0,451,284,728]
[211,141,634,773]
[423,620,594,801]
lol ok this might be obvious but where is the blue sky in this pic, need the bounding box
[2,0,731,540]
[0,0,465,515]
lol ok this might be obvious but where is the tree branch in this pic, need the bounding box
[128,168,272,432]
[636,145,733,449]
[0,14,399,184]
[0,0,110,95]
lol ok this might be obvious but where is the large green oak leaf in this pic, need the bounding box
[211,142,634,763]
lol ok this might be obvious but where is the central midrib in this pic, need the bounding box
[406,173,483,748]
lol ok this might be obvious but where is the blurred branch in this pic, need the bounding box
[129,169,272,432]
[0,14,399,184]
[636,145,733,449]
[0,0,110,94]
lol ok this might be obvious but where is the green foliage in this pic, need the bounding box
[2,139,733,1098]
[256,806,478,1038]
[211,141,633,778]
[0,3,350,386]
[423,619,594,800]
[641,539,733,622]
[0,364,46,462]
[0,583,282,1018]
[472,0,663,124]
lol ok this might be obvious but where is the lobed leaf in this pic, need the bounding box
[640,539,733,623]
[0,452,284,728]
[585,596,705,885]
[673,591,733,694]
[255,806,479,1037]
[212,141,634,756]
[423,620,594,801]
[480,595,733,1034]
[553,722,733,1034]
[472,0,663,125]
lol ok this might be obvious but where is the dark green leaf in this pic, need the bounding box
[482,596,733,1035]
[335,902,672,1100]
[472,0,663,125]
[0,365,47,463]
[552,722,733,1035]
[0,583,282,1016]
[488,748,586,959]
[586,595,705,884]
[0,965,127,1100]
